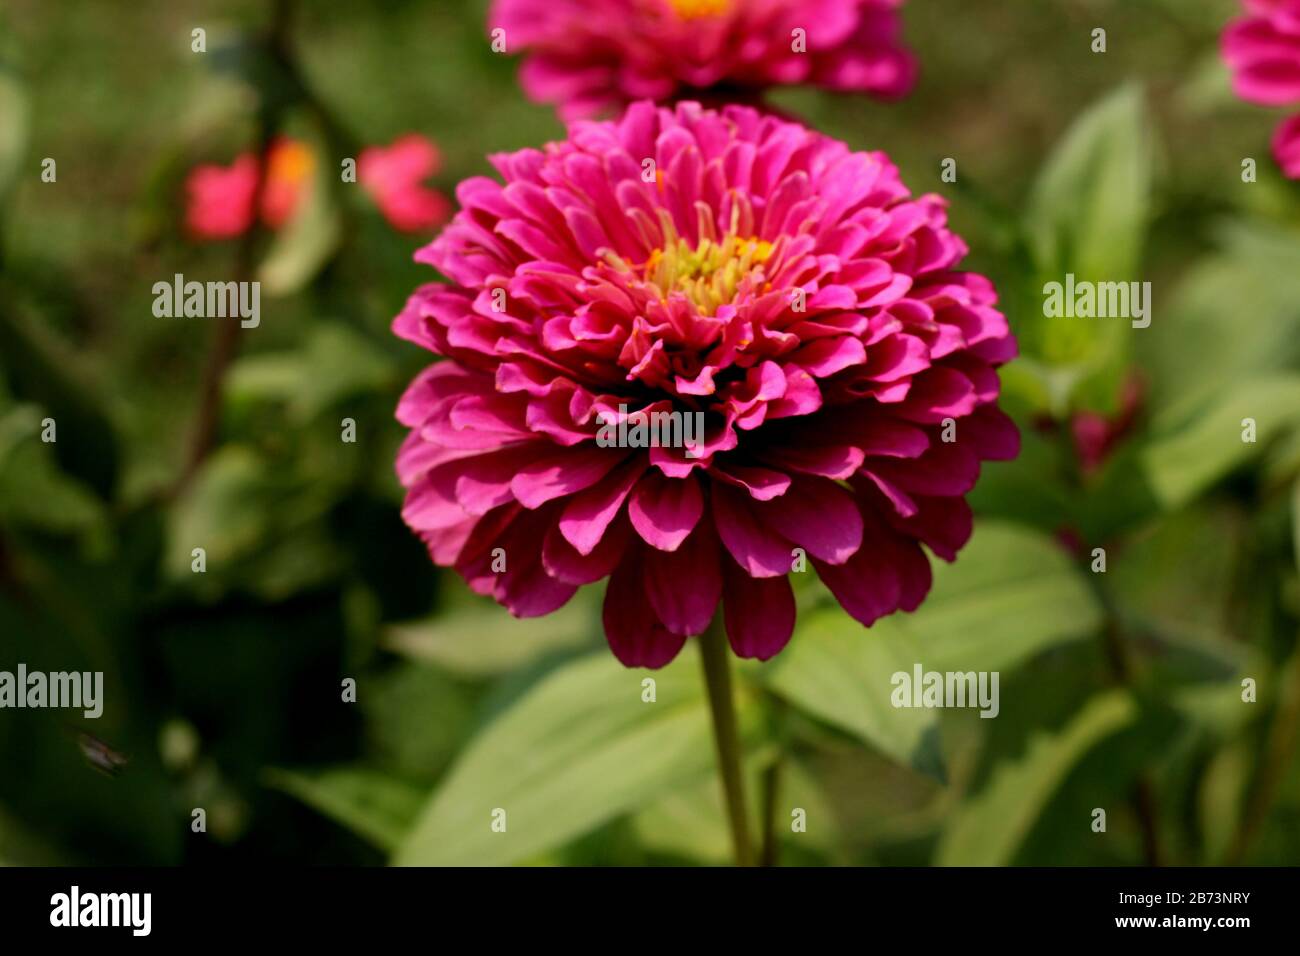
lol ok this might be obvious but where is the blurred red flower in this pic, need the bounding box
[359,134,453,233]
[184,134,450,240]
[184,138,313,239]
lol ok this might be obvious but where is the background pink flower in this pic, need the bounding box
[184,138,313,239]
[392,102,1016,668]
[1222,0,1300,178]
[359,134,452,233]
[185,134,450,240]
[1070,376,1143,476]
[489,0,917,120]
[1272,112,1300,176]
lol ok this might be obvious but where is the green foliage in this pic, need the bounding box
[764,524,1101,780]
[937,691,1139,866]
[383,599,599,678]
[257,144,344,296]
[0,402,104,534]
[1016,84,1154,415]
[394,649,740,866]
[1143,375,1300,509]
[1026,84,1152,284]
[0,66,28,204]
[265,766,424,852]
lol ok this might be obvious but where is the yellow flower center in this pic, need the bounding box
[604,206,774,316]
[644,233,772,315]
[268,139,314,187]
[667,0,730,20]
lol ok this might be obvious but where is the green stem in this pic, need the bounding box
[1090,575,1163,866]
[698,617,754,867]
[174,1,296,497]
[758,693,789,867]
[758,757,781,867]
[1226,647,1300,864]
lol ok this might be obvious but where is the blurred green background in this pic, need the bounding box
[1,0,1298,866]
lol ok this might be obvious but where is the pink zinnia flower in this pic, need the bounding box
[184,138,314,239]
[1222,0,1300,178]
[392,102,1017,667]
[359,134,453,233]
[489,0,917,120]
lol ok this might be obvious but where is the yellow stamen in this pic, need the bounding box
[631,222,773,315]
[667,0,730,20]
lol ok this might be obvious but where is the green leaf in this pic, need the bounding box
[1026,83,1152,282]
[763,607,945,778]
[1292,476,1300,571]
[163,445,344,597]
[359,663,477,783]
[1176,51,1235,115]
[0,66,28,201]
[393,649,727,866]
[763,523,1102,777]
[632,754,842,864]
[1198,746,1251,864]
[1020,84,1154,412]
[0,404,104,533]
[1142,374,1300,509]
[630,762,762,865]
[227,323,393,422]
[165,446,272,578]
[0,305,120,498]
[889,523,1103,674]
[936,691,1136,866]
[1140,222,1300,417]
[383,599,598,677]
[265,766,424,852]
[257,152,342,296]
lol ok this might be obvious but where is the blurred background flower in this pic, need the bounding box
[1221,0,1300,177]
[489,0,916,119]
[185,138,313,239]
[358,134,452,233]
[185,133,448,240]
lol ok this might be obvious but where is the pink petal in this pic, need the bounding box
[758,476,863,564]
[722,563,795,660]
[712,482,796,577]
[510,444,625,509]
[629,471,704,551]
[602,550,687,668]
[644,521,722,637]
[558,455,646,554]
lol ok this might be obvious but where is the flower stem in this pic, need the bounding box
[698,617,754,867]
[1093,579,1164,866]
[758,756,782,867]
[174,0,295,497]
[1226,646,1300,864]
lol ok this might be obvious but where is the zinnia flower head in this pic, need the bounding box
[393,101,1017,667]
[489,0,917,120]
[1222,0,1300,178]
